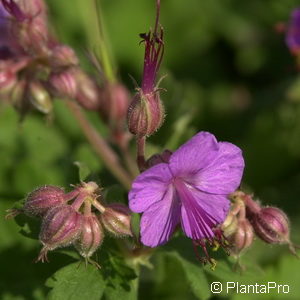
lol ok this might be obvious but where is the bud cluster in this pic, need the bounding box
[7,182,133,265]
[223,191,298,260]
[0,0,102,116]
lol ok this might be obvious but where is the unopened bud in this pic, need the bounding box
[251,206,290,245]
[221,213,238,238]
[10,78,26,109]
[75,214,104,258]
[29,81,52,114]
[38,205,82,261]
[99,203,133,237]
[74,70,101,110]
[127,90,164,137]
[49,69,77,99]
[50,45,79,70]
[0,68,17,96]
[146,149,172,168]
[24,185,66,217]
[229,219,254,256]
[101,83,130,125]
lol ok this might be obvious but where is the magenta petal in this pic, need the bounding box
[169,131,219,176]
[140,185,180,247]
[129,163,173,213]
[189,142,244,195]
[176,181,230,240]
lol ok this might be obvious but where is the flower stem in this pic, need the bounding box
[136,136,146,172]
[65,100,132,189]
[93,0,115,82]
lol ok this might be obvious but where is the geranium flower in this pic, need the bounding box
[129,131,244,247]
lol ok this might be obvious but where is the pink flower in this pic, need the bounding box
[129,131,244,247]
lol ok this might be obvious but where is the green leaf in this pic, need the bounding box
[164,251,211,300]
[73,161,91,182]
[46,263,106,300]
[102,254,138,300]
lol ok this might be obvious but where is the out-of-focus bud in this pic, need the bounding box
[99,203,133,237]
[50,45,79,70]
[251,207,290,245]
[146,149,172,168]
[75,214,104,258]
[15,18,49,55]
[24,185,66,217]
[221,212,238,238]
[29,81,52,114]
[286,8,300,55]
[49,69,77,99]
[10,78,26,109]
[0,67,17,96]
[127,90,164,137]
[100,83,130,125]
[228,219,254,256]
[38,205,82,262]
[74,69,101,110]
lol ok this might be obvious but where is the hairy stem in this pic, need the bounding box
[136,136,146,172]
[65,100,132,189]
[120,144,139,178]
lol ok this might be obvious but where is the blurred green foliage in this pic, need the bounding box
[1,0,300,299]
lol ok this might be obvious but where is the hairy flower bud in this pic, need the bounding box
[49,69,77,99]
[50,45,79,70]
[24,185,65,217]
[251,207,290,245]
[99,203,133,237]
[38,205,82,261]
[29,81,52,114]
[74,70,101,110]
[228,219,254,256]
[127,90,164,137]
[75,214,104,258]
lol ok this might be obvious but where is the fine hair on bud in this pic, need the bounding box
[99,203,133,237]
[75,214,104,258]
[127,90,164,137]
[251,206,290,245]
[229,219,254,256]
[39,205,82,254]
[24,185,66,217]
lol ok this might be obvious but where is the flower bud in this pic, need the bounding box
[100,83,130,125]
[24,185,66,217]
[228,219,254,256]
[50,45,79,70]
[29,81,52,114]
[146,149,172,168]
[38,205,82,261]
[0,67,17,96]
[49,69,77,99]
[99,203,133,237]
[16,19,49,55]
[221,212,238,238]
[251,207,290,244]
[75,214,104,258]
[74,70,101,110]
[127,90,164,137]
[10,78,26,109]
